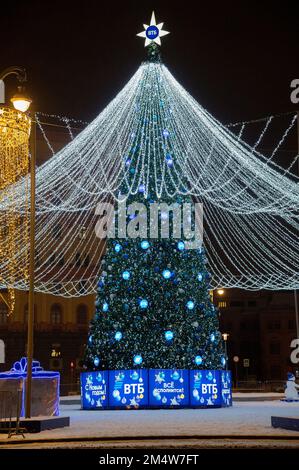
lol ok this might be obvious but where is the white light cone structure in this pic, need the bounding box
[0,62,298,296]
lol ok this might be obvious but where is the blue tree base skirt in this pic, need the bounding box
[81,369,232,409]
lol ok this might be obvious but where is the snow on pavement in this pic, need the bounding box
[1,400,298,441]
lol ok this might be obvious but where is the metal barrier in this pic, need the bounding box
[0,390,25,438]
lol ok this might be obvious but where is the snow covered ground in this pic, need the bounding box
[1,400,298,443]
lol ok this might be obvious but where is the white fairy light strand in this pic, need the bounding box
[0,62,298,296]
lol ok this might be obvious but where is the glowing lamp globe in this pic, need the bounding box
[165,330,174,341]
[114,331,122,341]
[11,87,32,113]
[162,269,172,279]
[195,355,203,366]
[122,270,130,280]
[139,299,148,309]
[186,300,195,310]
[133,354,143,365]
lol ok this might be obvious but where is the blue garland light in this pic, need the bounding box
[139,299,148,309]
[102,302,109,312]
[114,244,122,253]
[133,354,143,365]
[162,269,172,279]
[186,300,195,310]
[122,270,130,280]
[114,331,122,341]
[93,357,100,367]
[195,355,203,365]
[165,330,174,341]
[141,240,150,250]
[177,241,185,251]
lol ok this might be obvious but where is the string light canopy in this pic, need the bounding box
[0,16,299,297]
[0,106,30,313]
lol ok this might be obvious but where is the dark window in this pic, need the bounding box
[83,254,90,267]
[270,365,281,379]
[0,303,8,324]
[58,255,64,267]
[248,300,257,308]
[77,304,88,325]
[52,224,62,239]
[230,301,245,308]
[50,304,62,324]
[48,253,56,266]
[269,342,280,355]
[240,341,251,355]
[268,320,281,330]
[24,304,37,324]
[75,253,81,267]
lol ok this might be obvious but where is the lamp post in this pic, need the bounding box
[222,332,229,371]
[0,67,34,418]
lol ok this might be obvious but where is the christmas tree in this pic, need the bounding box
[84,15,225,372]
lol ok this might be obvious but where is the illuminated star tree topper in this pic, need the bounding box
[137,11,170,47]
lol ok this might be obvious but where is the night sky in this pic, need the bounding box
[1,1,298,125]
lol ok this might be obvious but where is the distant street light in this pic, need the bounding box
[222,332,229,371]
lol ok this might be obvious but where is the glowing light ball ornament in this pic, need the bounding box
[102,302,109,312]
[177,241,185,251]
[141,240,150,250]
[122,270,130,280]
[114,331,122,341]
[195,355,203,366]
[93,357,100,367]
[133,355,143,365]
[186,300,195,310]
[139,299,148,309]
[162,269,172,279]
[114,244,122,253]
[137,11,170,47]
[165,330,174,341]
[210,333,215,342]
[197,273,203,282]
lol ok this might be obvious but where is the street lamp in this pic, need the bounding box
[0,66,35,419]
[217,288,225,296]
[11,86,32,112]
[222,332,229,371]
